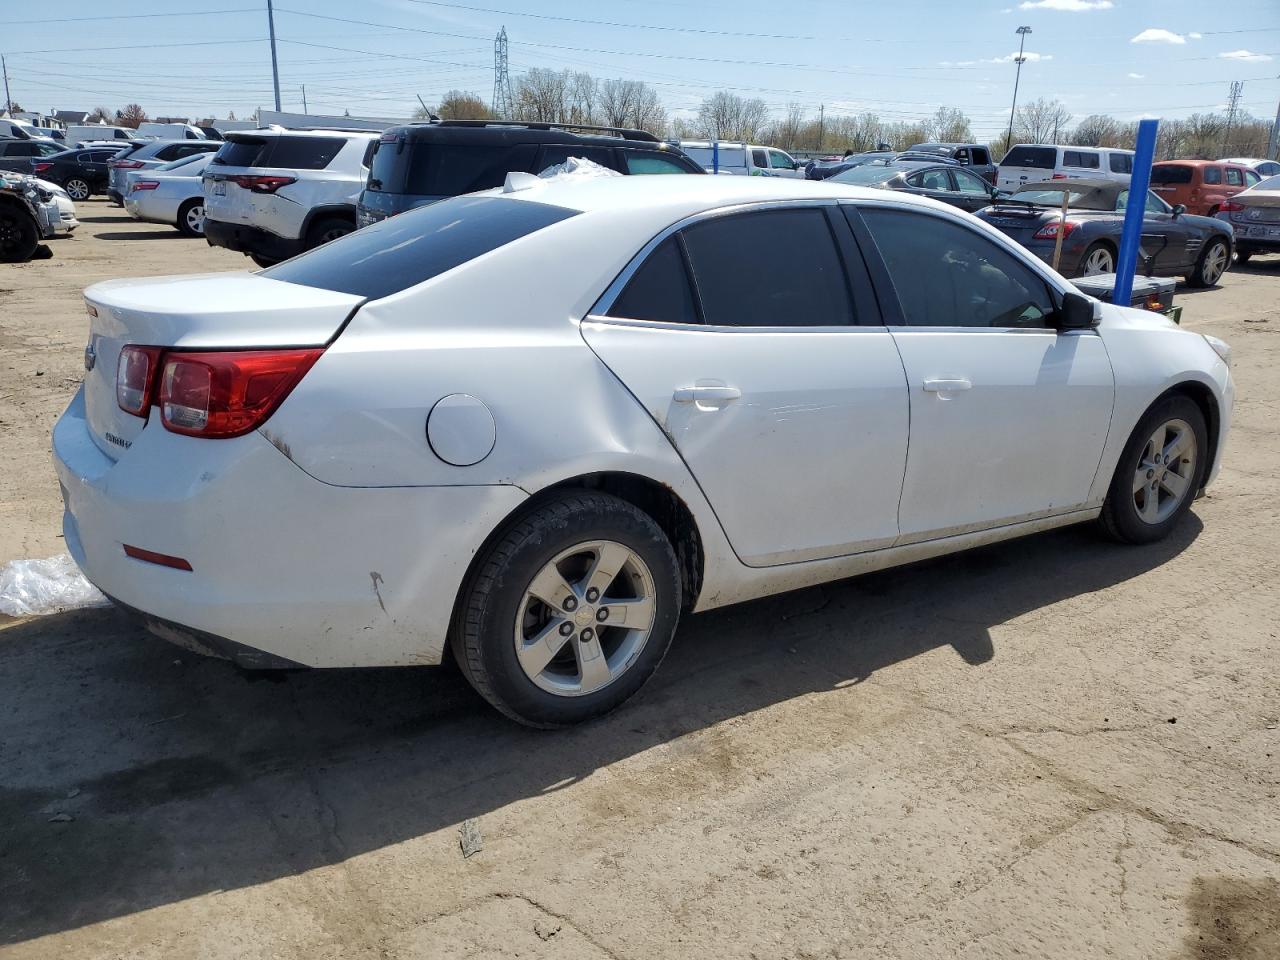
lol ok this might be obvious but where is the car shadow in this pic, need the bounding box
[92,230,189,241]
[0,515,1202,944]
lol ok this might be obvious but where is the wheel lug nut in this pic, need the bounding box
[580,628,594,643]
[559,622,574,637]
[562,597,577,612]
[585,587,599,603]
[596,607,609,622]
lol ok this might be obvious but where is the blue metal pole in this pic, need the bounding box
[1113,117,1159,305]
[712,139,719,174]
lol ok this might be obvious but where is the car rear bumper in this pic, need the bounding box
[53,387,527,668]
[204,217,305,262]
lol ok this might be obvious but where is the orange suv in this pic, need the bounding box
[1150,160,1260,216]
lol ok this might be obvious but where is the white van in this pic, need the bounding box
[0,118,56,141]
[997,144,1135,192]
[137,122,207,140]
[66,124,135,145]
[678,140,804,177]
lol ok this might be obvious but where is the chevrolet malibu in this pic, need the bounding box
[54,176,1234,727]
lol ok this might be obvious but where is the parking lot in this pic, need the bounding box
[2,200,1279,958]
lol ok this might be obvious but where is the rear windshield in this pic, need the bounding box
[1006,189,1093,208]
[212,135,345,170]
[367,141,532,196]
[1001,146,1056,169]
[262,196,578,300]
[684,147,746,169]
[1151,165,1193,185]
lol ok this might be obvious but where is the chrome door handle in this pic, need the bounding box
[673,385,742,404]
[922,378,972,393]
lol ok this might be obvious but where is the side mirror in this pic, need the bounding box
[1058,291,1101,330]
[1172,203,1186,219]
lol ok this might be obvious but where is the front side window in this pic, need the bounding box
[622,152,690,175]
[972,147,991,165]
[954,169,991,195]
[1225,168,1244,187]
[681,208,854,327]
[608,237,699,324]
[769,150,794,170]
[861,208,1054,329]
[1203,166,1223,185]
[1115,190,1170,214]
[1245,170,1260,186]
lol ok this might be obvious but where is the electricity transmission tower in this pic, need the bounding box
[1222,80,1243,155]
[492,27,514,118]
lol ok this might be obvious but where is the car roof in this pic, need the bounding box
[226,128,378,141]
[1153,159,1237,167]
[390,120,659,146]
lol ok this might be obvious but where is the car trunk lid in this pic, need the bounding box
[980,204,1052,243]
[81,271,363,460]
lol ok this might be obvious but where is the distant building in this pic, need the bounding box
[53,110,90,125]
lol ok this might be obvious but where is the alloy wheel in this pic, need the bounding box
[319,225,350,243]
[1201,242,1228,285]
[1083,247,1115,275]
[65,179,90,201]
[514,540,658,697]
[1132,418,1198,525]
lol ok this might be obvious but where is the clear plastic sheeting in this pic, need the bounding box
[0,554,108,617]
[537,156,623,181]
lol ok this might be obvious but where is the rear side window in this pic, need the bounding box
[1063,151,1100,169]
[536,145,615,173]
[213,138,267,166]
[1151,165,1193,185]
[264,136,345,170]
[681,208,854,327]
[1109,153,1132,174]
[1001,146,1055,169]
[608,237,699,324]
[972,147,991,165]
[861,208,1053,329]
[1225,168,1243,187]
[262,196,578,300]
[1203,167,1222,185]
[404,143,535,195]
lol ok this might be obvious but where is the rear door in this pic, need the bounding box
[581,202,910,566]
[998,145,1057,191]
[1062,149,1104,183]
[852,203,1113,541]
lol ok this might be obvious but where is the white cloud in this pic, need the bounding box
[1019,0,1113,10]
[940,51,1053,67]
[1189,32,1202,39]
[1131,28,1187,44]
[1127,72,1145,78]
[1219,49,1273,62]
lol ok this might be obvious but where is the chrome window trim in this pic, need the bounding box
[583,315,891,334]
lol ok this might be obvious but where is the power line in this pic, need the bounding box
[6,8,259,25]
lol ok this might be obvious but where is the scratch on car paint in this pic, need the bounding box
[370,571,387,614]
[261,429,293,461]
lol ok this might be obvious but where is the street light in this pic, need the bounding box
[1005,26,1033,154]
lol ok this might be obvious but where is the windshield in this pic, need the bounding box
[829,164,899,185]
[684,147,746,170]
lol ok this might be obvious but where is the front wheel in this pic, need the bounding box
[451,492,682,727]
[1186,239,1230,288]
[1098,394,1207,544]
[63,178,91,201]
[0,206,40,262]
[1080,242,1115,276]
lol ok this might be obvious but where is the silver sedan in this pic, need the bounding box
[123,153,212,236]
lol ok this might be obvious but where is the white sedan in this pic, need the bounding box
[123,153,212,236]
[53,176,1234,726]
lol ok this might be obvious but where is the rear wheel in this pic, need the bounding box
[248,253,278,269]
[305,216,353,250]
[63,178,91,201]
[1080,242,1115,276]
[1099,394,1207,544]
[0,205,40,262]
[176,198,205,237]
[1186,238,1229,288]
[451,492,682,727]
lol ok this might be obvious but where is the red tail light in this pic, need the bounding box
[231,174,296,194]
[117,345,164,416]
[1219,200,1244,213]
[158,348,324,438]
[32,162,53,173]
[110,159,144,169]
[1051,172,1068,179]
[131,180,160,192]
[1033,220,1080,240]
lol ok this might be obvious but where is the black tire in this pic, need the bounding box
[248,253,278,269]
[0,204,40,262]
[1079,241,1116,277]
[1186,238,1230,288]
[1098,393,1208,545]
[175,198,205,237]
[63,178,91,201]
[1236,249,1252,266]
[305,215,353,250]
[451,491,682,728]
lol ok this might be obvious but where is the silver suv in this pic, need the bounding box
[202,128,378,266]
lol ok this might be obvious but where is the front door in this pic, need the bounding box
[582,204,910,566]
[853,204,1114,542]
[1119,189,1197,274]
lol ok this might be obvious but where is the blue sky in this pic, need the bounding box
[5,0,1278,139]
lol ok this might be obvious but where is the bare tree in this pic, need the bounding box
[599,79,666,135]
[87,106,114,124]
[1013,98,1072,144]
[694,91,769,141]
[771,102,806,151]
[1070,114,1123,147]
[115,103,148,129]
[564,71,597,125]
[514,68,568,123]
[928,106,973,143]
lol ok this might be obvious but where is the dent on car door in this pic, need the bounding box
[580,204,911,566]
[850,204,1114,542]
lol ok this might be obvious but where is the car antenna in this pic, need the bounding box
[416,95,440,122]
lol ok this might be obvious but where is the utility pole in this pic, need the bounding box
[1,56,12,115]
[1005,26,1032,154]
[266,0,282,113]
[301,84,307,112]
[817,103,824,151]
[1269,91,1280,161]
[1222,80,1243,157]
[492,27,513,118]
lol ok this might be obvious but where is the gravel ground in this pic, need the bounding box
[1,200,1278,960]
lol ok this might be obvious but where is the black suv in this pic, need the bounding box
[357,120,702,226]
[905,143,997,184]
